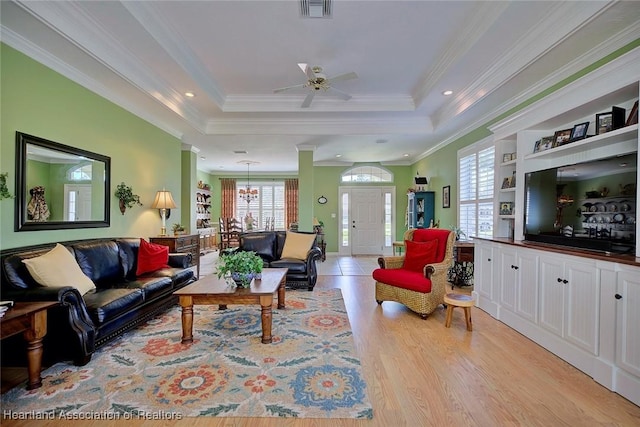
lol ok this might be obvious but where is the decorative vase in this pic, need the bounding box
[231,272,261,287]
[119,199,126,215]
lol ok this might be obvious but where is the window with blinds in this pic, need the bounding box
[458,144,495,239]
[236,181,285,229]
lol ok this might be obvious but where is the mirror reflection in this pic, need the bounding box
[15,132,111,231]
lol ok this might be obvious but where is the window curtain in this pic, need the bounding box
[220,178,236,219]
[284,178,298,228]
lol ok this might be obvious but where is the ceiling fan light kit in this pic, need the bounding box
[274,64,358,108]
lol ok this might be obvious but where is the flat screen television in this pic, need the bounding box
[523,153,637,255]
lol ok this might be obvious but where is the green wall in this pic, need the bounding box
[412,128,492,231]
[0,44,183,249]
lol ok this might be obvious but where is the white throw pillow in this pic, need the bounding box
[280,231,316,260]
[22,243,96,295]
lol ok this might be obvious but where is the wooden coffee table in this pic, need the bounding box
[174,268,287,344]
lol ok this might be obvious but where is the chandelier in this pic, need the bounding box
[238,161,259,204]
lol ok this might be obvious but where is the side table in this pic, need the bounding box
[150,234,200,279]
[448,241,474,289]
[1,301,57,389]
[316,233,326,262]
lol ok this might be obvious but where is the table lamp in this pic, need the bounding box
[151,189,177,236]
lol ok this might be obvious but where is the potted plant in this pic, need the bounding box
[216,250,263,287]
[449,225,466,241]
[172,223,186,235]
[0,173,13,200]
[313,218,324,233]
[114,182,142,214]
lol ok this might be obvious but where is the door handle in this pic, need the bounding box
[615,294,622,300]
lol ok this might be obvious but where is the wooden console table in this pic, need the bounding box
[1,301,57,389]
[448,241,474,288]
[150,234,200,279]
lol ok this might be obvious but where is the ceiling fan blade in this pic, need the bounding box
[273,83,306,93]
[327,87,352,101]
[327,72,358,83]
[300,63,316,81]
[301,92,315,108]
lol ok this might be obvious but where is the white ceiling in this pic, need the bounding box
[2,1,639,173]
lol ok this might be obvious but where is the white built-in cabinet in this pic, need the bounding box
[498,247,539,324]
[473,48,640,406]
[615,268,640,394]
[473,239,640,406]
[538,254,599,355]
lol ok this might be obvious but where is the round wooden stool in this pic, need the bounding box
[444,293,475,331]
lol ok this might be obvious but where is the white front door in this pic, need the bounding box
[338,187,395,256]
[64,184,92,221]
[351,188,383,255]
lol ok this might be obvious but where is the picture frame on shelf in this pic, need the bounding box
[499,201,514,216]
[534,136,554,153]
[626,100,638,126]
[553,129,572,147]
[502,153,512,163]
[596,112,613,134]
[611,106,626,129]
[442,185,450,209]
[533,139,541,153]
[501,174,515,189]
[569,122,589,141]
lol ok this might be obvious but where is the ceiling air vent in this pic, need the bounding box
[300,0,332,18]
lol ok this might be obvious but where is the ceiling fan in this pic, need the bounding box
[273,63,358,108]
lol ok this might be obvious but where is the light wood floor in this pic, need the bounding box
[3,259,640,426]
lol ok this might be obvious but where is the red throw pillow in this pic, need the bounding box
[136,238,170,276]
[402,239,438,273]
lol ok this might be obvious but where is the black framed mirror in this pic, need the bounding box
[15,132,111,231]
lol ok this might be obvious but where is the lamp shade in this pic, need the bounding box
[151,190,177,209]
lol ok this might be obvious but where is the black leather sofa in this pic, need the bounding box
[237,231,322,291]
[0,238,195,365]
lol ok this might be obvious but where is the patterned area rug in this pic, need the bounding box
[2,289,373,419]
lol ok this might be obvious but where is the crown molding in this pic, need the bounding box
[380,160,413,166]
[1,24,187,139]
[412,1,509,106]
[205,116,432,135]
[121,1,226,108]
[223,95,415,112]
[313,161,354,167]
[11,1,207,134]
[417,30,640,160]
[433,1,617,129]
[296,144,316,152]
[181,143,200,153]
[489,46,640,139]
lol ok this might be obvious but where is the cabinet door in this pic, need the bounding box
[475,242,494,300]
[407,193,415,228]
[499,249,517,312]
[515,249,539,323]
[616,270,640,378]
[564,260,599,354]
[539,255,565,336]
[420,192,435,228]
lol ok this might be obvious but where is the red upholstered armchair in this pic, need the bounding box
[373,228,455,319]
